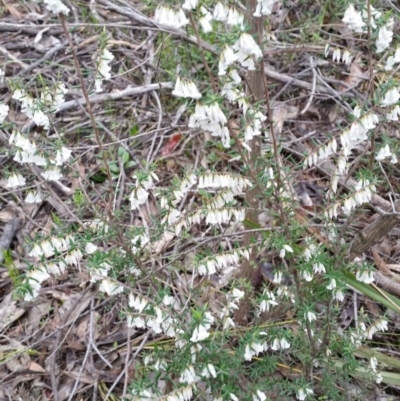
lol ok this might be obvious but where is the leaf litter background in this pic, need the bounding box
[1,0,400,400]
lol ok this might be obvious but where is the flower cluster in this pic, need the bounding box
[331,48,353,65]
[342,179,375,215]
[128,294,181,337]
[172,77,202,99]
[95,48,114,93]
[129,172,158,210]
[196,249,249,276]
[154,6,189,28]
[189,102,230,147]
[44,0,70,15]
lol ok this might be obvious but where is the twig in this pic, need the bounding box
[104,333,149,401]
[15,41,68,77]
[59,13,113,200]
[0,217,20,265]
[0,45,29,69]
[300,56,316,114]
[188,12,217,92]
[122,328,132,398]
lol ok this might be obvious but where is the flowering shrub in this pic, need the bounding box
[2,0,400,399]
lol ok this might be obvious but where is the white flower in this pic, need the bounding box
[271,337,291,350]
[332,48,341,62]
[326,278,336,290]
[41,240,56,258]
[273,271,283,284]
[218,46,237,76]
[95,48,114,93]
[189,103,230,148]
[41,167,63,181]
[386,105,400,121]
[381,87,400,107]
[190,323,210,342]
[244,341,264,360]
[0,103,9,123]
[342,4,365,33]
[333,288,345,302]
[179,365,198,384]
[302,270,313,282]
[226,8,244,27]
[356,270,374,284]
[306,311,316,322]
[46,261,66,275]
[33,109,50,129]
[154,6,189,29]
[254,0,276,16]
[313,262,325,274]
[231,288,245,301]
[201,363,217,378]
[213,2,229,21]
[342,50,352,65]
[375,372,383,384]
[85,242,98,254]
[65,249,83,266]
[43,0,70,15]
[361,4,381,29]
[376,318,388,332]
[6,173,26,188]
[376,144,392,161]
[376,20,394,53]
[129,294,148,312]
[54,147,72,165]
[296,386,313,400]
[51,82,68,110]
[172,77,202,99]
[253,390,267,401]
[199,6,213,33]
[244,111,266,141]
[190,312,213,342]
[99,278,123,295]
[25,267,50,301]
[182,0,198,10]
[385,47,400,71]
[259,290,278,314]
[369,356,378,373]
[232,33,263,70]
[25,190,42,203]
[279,244,293,258]
[130,186,149,210]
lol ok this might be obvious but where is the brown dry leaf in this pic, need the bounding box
[152,231,175,254]
[70,160,86,192]
[73,311,100,341]
[0,293,25,332]
[26,300,51,335]
[341,60,366,91]
[58,380,81,401]
[52,290,94,329]
[374,238,391,257]
[27,361,46,373]
[138,198,158,225]
[372,249,393,275]
[3,1,24,20]
[272,102,299,134]
[387,264,400,273]
[6,352,31,373]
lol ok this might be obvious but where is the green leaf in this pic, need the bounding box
[130,125,139,136]
[118,146,130,164]
[340,270,400,313]
[108,162,120,174]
